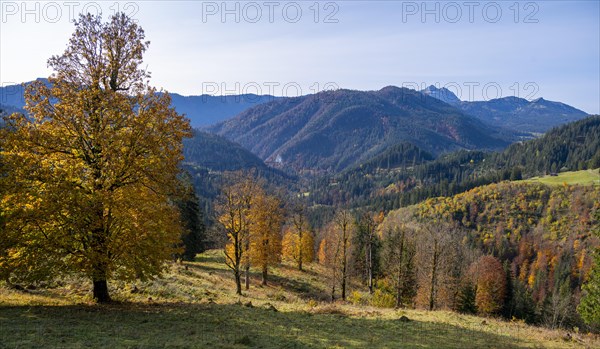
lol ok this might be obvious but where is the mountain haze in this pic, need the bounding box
[0,79,274,128]
[169,93,277,127]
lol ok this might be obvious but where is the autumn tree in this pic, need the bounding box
[469,255,507,315]
[284,202,314,271]
[249,189,283,286]
[578,208,600,326]
[334,209,353,300]
[318,224,342,301]
[0,14,190,302]
[415,221,463,310]
[216,172,256,295]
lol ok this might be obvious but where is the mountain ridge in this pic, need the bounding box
[207,87,513,173]
[1,80,589,133]
[420,85,589,133]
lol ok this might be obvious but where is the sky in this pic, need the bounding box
[1,1,599,113]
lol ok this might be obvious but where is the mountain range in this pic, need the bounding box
[1,80,592,174]
[2,80,588,134]
[207,86,513,173]
[421,85,589,133]
[0,80,275,128]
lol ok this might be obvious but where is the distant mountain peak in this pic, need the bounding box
[459,96,588,133]
[379,85,404,92]
[420,85,461,105]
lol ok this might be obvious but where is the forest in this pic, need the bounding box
[196,171,600,330]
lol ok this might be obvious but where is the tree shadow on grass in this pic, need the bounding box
[194,252,226,265]
[184,262,329,301]
[0,303,533,349]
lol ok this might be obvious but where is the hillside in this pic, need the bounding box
[183,130,269,172]
[306,116,600,211]
[383,181,600,329]
[208,87,513,173]
[421,86,589,133]
[1,250,596,348]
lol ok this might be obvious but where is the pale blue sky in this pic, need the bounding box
[1,1,599,113]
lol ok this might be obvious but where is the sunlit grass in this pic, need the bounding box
[523,169,600,186]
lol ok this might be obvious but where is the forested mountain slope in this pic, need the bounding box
[306,116,600,211]
[384,181,600,327]
[208,86,513,173]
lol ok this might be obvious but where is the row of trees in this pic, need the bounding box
[214,177,512,318]
[216,173,314,294]
[319,207,599,330]
[213,174,599,330]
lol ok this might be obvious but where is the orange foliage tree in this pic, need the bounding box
[282,227,314,269]
[469,255,507,315]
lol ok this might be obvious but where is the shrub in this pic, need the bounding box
[371,289,396,308]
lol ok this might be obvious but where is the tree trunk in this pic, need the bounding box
[298,230,303,271]
[367,236,373,294]
[235,270,242,295]
[429,241,439,311]
[245,264,250,290]
[262,264,268,286]
[244,239,250,290]
[341,241,347,301]
[90,216,111,303]
[396,230,405,308]
[331,282,336,302]
[93,279,111,303]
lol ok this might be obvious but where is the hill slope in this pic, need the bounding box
[183,130,269,172]
[208,87,513,173]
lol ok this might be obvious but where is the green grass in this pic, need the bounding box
[0,303,541,349]
[523,169,600,186]
[0,250,597,348]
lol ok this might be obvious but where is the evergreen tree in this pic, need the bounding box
[578,209,600,326]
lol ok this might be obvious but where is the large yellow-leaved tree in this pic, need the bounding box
[0,13,190,302]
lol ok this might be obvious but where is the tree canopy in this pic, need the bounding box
[0,13,190,302]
